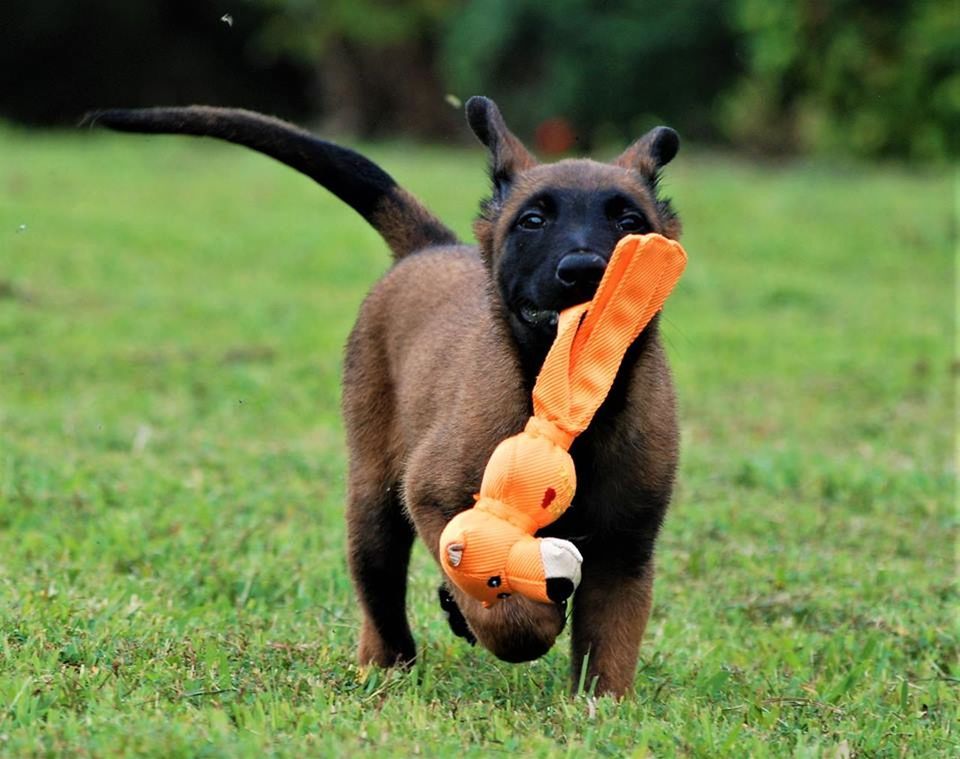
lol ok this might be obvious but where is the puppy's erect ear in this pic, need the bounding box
[616,126,682,240]
[466,96,537,202]
[614,126,680,178]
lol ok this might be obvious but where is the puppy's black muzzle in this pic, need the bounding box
[556,252,607,288]
[554,251,608,307]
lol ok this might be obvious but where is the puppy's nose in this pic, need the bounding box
[556,253,607,288]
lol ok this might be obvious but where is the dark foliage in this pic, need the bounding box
[2,0,956,159]
[0,0,313,125]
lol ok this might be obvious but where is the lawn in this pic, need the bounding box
[0,124,955,757]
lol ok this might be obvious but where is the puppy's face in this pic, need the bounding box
[491,161,678,342]
[467,98,681,361]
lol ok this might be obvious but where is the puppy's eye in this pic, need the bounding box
[517,212,547,231]
[616,213,648,233]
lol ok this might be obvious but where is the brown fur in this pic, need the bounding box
[345,102,683,697]
[372,186,459,259]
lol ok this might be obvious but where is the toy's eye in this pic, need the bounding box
[517,211,547,231]
[616,213,648,233]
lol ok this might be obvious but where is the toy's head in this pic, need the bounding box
[440,417,581,607]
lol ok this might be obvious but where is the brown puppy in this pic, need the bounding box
[86,97,682,697]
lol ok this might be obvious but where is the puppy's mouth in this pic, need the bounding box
[518,302,560,329]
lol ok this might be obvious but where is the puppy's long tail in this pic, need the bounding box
[82,106,458,259]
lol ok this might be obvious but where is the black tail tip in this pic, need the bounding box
[79,110,104,128]
[79,108,162,133]
[79,109,127,130]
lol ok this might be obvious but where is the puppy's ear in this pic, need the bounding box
[614,126,680,178]
[466,96,537,202]
[616,126,682,240]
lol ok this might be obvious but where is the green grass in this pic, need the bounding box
[0,124,955,757]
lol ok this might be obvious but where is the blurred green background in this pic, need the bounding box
[2,0,957,160]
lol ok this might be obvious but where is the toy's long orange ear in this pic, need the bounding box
[533,233,687,436]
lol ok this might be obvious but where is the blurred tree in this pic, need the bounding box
[1,0,954,159]
[442,0,957,160]
[441,0,742,149]
[248,0,461,137]
[721,0,959,159]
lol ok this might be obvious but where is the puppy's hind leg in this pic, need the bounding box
[343,309,417,667]
[347,474,417,667]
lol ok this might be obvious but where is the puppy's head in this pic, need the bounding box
[467,97,681,362]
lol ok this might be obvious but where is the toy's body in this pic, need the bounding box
[439,233,687,607]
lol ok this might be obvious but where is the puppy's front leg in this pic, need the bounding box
[570,560,654,698]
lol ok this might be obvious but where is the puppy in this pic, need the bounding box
[86,97,682,697]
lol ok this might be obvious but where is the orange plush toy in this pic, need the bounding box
[439,233,687,607]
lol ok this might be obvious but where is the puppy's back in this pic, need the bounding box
[343,246,529,483]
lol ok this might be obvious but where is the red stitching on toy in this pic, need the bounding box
[541,487,556,509]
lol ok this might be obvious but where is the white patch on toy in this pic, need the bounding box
[539,537,583,588]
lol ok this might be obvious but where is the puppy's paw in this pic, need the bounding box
[539,537,583,603]
[357,621,417,668]
[437,585,477,645]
